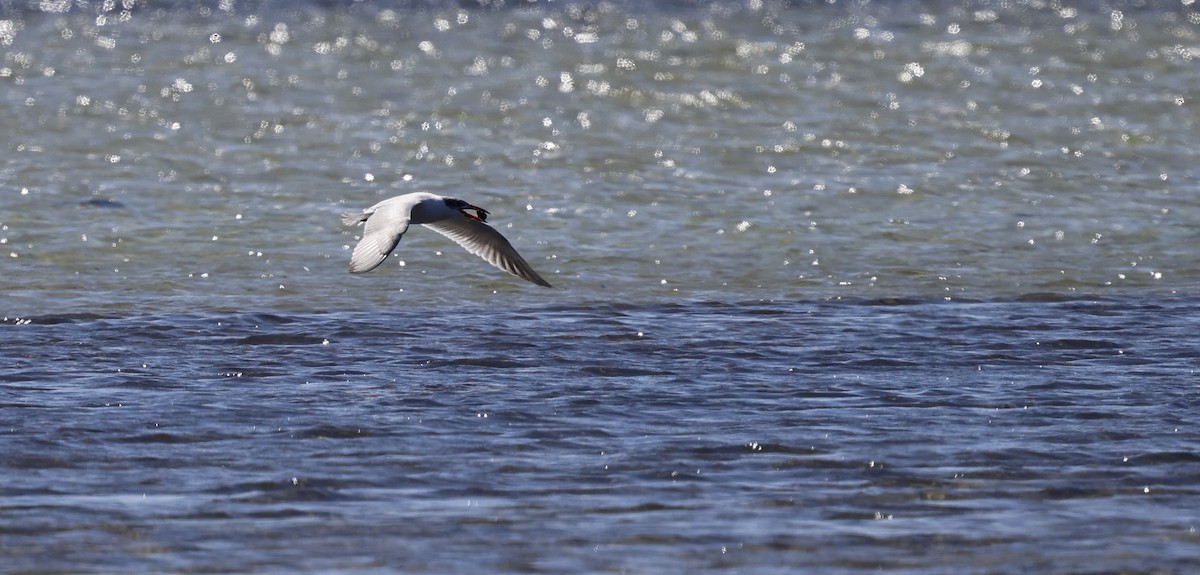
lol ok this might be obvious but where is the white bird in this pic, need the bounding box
[341,192,554,288]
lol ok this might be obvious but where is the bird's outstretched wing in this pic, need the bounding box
[345,201,413,274]
[424,216,554,288]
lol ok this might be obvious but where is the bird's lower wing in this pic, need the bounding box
[424,217,554,288]
[348,204,411,274]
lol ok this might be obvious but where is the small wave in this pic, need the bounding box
[78,198,125,209]
[237,334,329,346]
[291,425,373,439]
[1039,338,1121,350]
[577,365,671,377]
[419,357,538,368]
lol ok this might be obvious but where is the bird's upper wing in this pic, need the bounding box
[423,215,554,288]
[346,200,413,274]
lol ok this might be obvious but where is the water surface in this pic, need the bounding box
[2,1,1199,573]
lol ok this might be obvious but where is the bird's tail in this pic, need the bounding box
[341,211,368,226]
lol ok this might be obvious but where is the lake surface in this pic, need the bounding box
[2,1,1198,573]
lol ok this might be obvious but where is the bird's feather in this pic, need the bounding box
[424,216,554,288]
[347,201,412,274]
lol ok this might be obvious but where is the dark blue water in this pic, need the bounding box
[3,298,1198,573]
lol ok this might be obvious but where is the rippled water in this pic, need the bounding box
[2,1,1199,573]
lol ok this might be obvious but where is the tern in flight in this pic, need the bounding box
[341,192,554,288]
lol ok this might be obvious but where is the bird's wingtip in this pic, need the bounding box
[347,258,378,274]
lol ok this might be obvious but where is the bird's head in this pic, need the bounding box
[444,197,490,222]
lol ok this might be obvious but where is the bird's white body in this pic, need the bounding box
[342,192,553,288]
